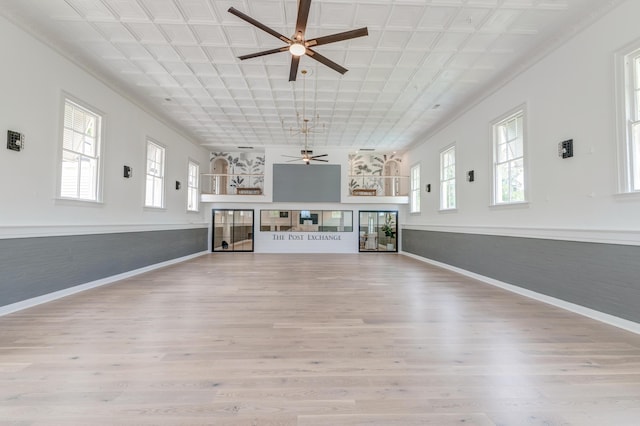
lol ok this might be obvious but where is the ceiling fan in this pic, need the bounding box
[228,0,368,81]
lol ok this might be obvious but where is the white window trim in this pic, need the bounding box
[410,163,421,214]
[187,158,200,213]
[56,93,105,204]
[615,39,640,194]
[439,143,456,211]
[490,104,529,207]
[144,138,166,210]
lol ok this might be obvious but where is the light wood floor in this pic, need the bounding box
[2,253,640,425]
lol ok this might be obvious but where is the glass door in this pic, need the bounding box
[358,210,397,252]
[212,209,254,252]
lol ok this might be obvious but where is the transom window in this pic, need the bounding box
[145,140,165,208]
[59,98,102,201]
[410,164,421,213]
[440,145,456,210]
[493,109,526,204]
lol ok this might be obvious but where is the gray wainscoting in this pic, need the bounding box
[0,228,208,307]
[402,229,640,323]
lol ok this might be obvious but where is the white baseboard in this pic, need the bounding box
[0,251,209,317]
[401,251,640,335]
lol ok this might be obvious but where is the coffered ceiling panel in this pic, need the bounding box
[0,0,616,151]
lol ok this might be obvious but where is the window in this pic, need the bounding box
[440,145,456,210]
[145,140,165,208]
[410,164,421,213]
[59,98,103,201]
[492,109,526,204]
[617,46,640,192]
[187,160,199,212]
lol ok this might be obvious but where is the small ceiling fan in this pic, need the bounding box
[228,0,368,81]
[282,123,329,165]
[282,69,328,165]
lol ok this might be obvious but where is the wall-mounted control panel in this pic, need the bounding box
[7,130,24,152]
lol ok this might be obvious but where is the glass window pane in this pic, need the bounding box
[60,151,79,198]
[632,122,640,190]
[78,157,97,200]
[72,108,85,132]
[496,162,510,203]
[497,142,508,163]
[507,118,517,141]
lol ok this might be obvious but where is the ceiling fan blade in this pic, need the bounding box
[294,0,312,39]
[286,158,304,162]
[310,154,328,159]
[306,48,348,75]
[289,55,301,81]
[306,27,369,48]
[282,155,304,159]
[311,158,329,162]
[228,7,292,43]
[239,46,289,60]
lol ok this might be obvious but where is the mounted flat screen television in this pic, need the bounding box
[272,164,341,202]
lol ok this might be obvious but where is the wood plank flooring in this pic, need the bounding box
[1,253,640,425]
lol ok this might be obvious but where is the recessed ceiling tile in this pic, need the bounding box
[419,6,458,30]
[139,0,182,21]
[179,0,215,22]
[94,22,137,42]
[386,4,426,29]
[353,3,391,28]
[202,46,237,63]
[161,60,193,74]
[450,7,492,31]
[147,44,181,61]
[192,24,227,44]
[176,45,208,62]
[107,0,147,20]
[159,24,197,43]
[371,50,402,67]
[448,52,481,69]
[317,2,356,27]
[66,0,115,20]
[434,32,469,51]
[126,23,166,43]
[463,33,500,52]
[117,43,154,60]
[151,72,179,87]
[482,9,522,32]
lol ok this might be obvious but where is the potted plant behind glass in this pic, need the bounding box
[381,213,396,250]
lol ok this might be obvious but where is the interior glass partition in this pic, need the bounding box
[359,210,398,252]
[212,209,254,252]
[260,210,353,232]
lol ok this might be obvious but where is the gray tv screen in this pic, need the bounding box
[272,164,341,202]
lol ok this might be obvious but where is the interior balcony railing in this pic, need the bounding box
[348,175,409,196]
[201,173,264,195]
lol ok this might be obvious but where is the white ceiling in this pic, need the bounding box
[0,0,614,152]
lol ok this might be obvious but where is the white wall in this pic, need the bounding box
[0,16,210,238]
[403,0,640,245]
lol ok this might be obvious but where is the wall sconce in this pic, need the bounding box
[123,165,132,178]
[467,170,475,182]
[426,184,431,192]
[175,181,181,190]
[559,139,573,159]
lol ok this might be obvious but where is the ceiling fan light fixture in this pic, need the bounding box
[289,43,306,56]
